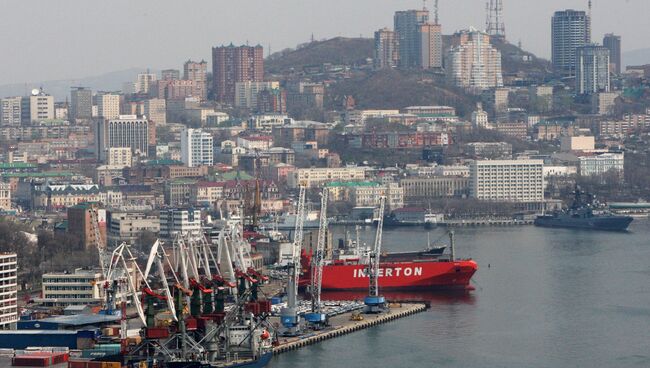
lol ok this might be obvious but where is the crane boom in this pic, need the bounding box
[369,196,385,298]
[89,207,109,276]
[280,185,306,334]
[310,188,328,313]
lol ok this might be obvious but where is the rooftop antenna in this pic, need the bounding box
[486,0,505,39]
[434,0,439,25]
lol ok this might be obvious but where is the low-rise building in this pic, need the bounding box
[0,183,11,211]
[288,167,367,188]
[560,136,595,152]
[159,208,201,240]
[464,142,513,158]
[401,176,470,202]
[579,152,624,177]
[107,212,160,245]
[37,269,104,307]
[190,182,225,207]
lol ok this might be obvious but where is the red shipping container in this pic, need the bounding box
[12,355,51,367]
[258,300,271,313]
[86,362,103,368]
[196,316,210,330]
[203,313,225,324]
[185,318,197,331]
[145,327,170,339]
[68,360,90,368]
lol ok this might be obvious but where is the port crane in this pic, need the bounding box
[305,187,328,326]
[364,196,387,313]
[280,185,306,335]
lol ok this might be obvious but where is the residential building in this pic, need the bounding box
[161,69,180,81]
[345,109,401,125]
[288,167,367,188]
[96,115,155,161]
[418,23,442,69]
[471,104,490,129]
[212,45,264,104]
[190,182,225,206]
[159,208,201,239]
[603,33,621,75]
[350,182,404,210]
[37,269,103,307]
[135,73,157,94]
[96,93,121,120]
[552,9,591,75]
[1,97,22,126]
[23,89,54,123]
[598,114,650,137]
[183,60,208,101]
[234,81,280,109]
[247,114,290,131]
[560,136,595,152]
[401,177,469,202]
[257,88,287,114]
[106,147,132,167]
[448,29,503,91]
[494,122,528,140]
[107,212,159,245]
[394,9,429,68]
[592,92,619,115]
[69,87,92,122]
[181,128,213,167]
[469,160,545,202]
[237,135,273,150]
[96,165,126,186]
[374,27,399,69]
[164,179,196,206]
[579,152,624,177]
[67,203,106,250]
[143,98,166,125]
[576,45,610,95]
[0,253,17,329]
[0,183,10,211]
[353,131,449,149]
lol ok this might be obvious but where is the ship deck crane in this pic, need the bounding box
[305,188,328,326]
[364,196,387,313]
[280,185,306,335]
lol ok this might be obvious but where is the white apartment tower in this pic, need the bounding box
[0,253,18,329]
[448,29,503,92]
[181,128,214,167]
[96,93,121,120]
[470,160,544,202]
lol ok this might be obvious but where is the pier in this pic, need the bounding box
[442,219,533,227]
[272,303,427,354]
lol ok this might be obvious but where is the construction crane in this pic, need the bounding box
[364,196,386,313]
[89,206,109,277]
[280,185,306,335]
[305,188,328,326]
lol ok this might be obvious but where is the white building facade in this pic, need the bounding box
[469,159,544,202]
[0,253,17,329]
[181,128,214,167]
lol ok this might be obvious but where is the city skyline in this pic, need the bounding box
[0,0,649,86]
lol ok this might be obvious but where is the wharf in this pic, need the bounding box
[442,219,533,227]
[272,303,426,354]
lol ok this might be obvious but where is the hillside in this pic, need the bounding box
[266,37,373,74]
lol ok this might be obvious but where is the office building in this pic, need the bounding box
[159,208,201,239]
[469,160,544,202]
[552,9,591,75]
[38,269,104,307]
[108,212,160,245]
[401,177,470,201]
[212,45,264,104]
[22,89,54,123]
[181,128,213,167]
[287,167,367,188]
[106,147,133,167]
[143,98,166,125]
[418,23,442,69]
[576,45,610,95]
[448,29,503,91]
[96,93,121,120]
[579,152,624,177]
[603,34,621,75]
[0,97,22,126]
[96,115,154,161]
[183,60,208,101]
[0,253,17,329]
[374,27,399,69]
[234,81,280,108]
[394,9,429,68]
[70,87,92,122]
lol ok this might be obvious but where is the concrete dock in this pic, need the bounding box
[272,303,427,354]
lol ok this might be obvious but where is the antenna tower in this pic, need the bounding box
[434,0,439,25]
[486,0,506,39]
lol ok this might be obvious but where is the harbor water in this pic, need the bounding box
[270,219,650,367]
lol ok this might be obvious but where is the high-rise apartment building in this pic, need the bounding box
[70,87,92,122]
[448,29,503,92]
[181,128,213,167]
[418,23,443,69]
[394,9,429,68]
[552,9,591,76]
[235,81,280,108]
[96,93,121,120]
[603,34,621,75]
[183,60,208,101]
[576,45,610,95]
[143,98,166,125]
[0,253,17,330]
[470,159,544,202]
[135,73,157,94]
[374,28,399,69]
[0,97,22,126]
[212,45,264,105]
[96,115,155,161]
[161,69,180,81]
[0,182,10,211]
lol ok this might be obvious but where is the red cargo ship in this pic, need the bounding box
[299,247,478,291]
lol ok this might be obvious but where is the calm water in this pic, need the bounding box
[270,219,650,368]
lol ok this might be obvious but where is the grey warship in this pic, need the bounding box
[535,186,633,231]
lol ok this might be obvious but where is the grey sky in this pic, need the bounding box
[1,0,648,85]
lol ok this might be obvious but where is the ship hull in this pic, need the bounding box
[163,352,272,368]
[534,216,633,231]
[303,260,477,291]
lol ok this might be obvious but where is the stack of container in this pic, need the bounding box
[12,351,69,366]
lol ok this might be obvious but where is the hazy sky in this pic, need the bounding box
[1,0,648,85]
